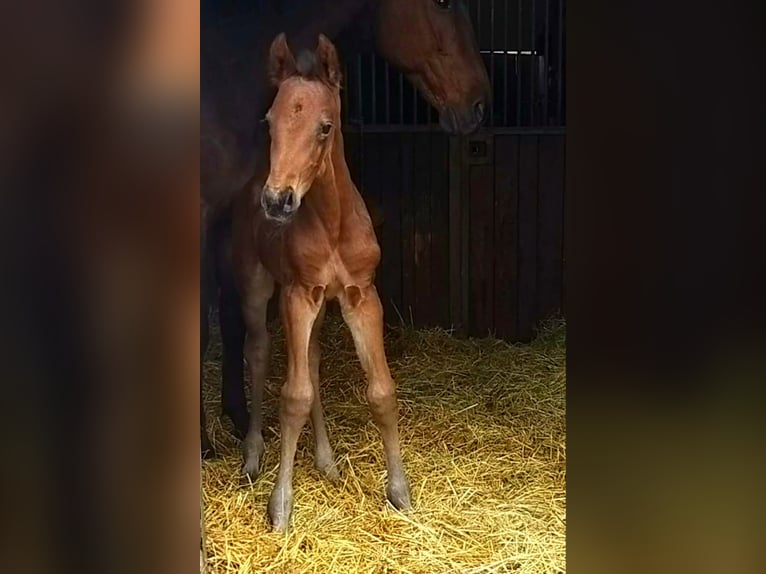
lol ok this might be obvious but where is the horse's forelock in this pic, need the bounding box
[295,50,321,80]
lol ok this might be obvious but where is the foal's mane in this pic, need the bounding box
[292,50,343,89]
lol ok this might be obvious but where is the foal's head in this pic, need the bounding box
[261,33,342,223]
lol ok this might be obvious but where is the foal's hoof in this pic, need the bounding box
[242,432,265,479]
[268,485,294,532]
[386,477,412,511]
[223,407,250,439]
[314,449,340,482]
[316,459,341,483]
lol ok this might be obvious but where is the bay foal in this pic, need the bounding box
[232,34,411,531]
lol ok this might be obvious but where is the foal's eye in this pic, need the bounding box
[434,0,451,8]
[319,122,333,138]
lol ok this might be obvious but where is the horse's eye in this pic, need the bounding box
[319,122,333,138]
[434,0,451,8]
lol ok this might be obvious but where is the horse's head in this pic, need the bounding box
[375,0,491,135]
[261,33,342,223]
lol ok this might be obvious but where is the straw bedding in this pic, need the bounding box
[202,309,566,574]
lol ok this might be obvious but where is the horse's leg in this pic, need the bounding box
[216,221,249,437]
[240,263,274,478]
[269,285,324,531]
[200,223,215,458]
[308,302,339,481]
[219,280,249,437]
[201,294,214,458]
[339,285,411,511]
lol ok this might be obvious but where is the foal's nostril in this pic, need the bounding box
[283,189,296,212]
[473,99,486,124]
[262,186,299,220]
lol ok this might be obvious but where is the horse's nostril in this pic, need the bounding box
[473,100,486,124]
[439,109,459,135]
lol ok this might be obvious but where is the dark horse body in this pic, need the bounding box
[201,0,490,454]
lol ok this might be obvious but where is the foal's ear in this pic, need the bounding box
[268,33,296,86]
[315,34,342,89]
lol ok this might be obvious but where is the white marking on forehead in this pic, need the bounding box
[273,79,335,121]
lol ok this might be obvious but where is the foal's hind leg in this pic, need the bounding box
[308,303,339,481]
[240,263,274,478]
[339,285,411,511]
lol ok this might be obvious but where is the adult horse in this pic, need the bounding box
[201,0,491,453]
[232,34,408,531]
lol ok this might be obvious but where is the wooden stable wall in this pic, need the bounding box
[344,129,565,342]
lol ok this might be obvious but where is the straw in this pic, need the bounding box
[202,310,565,574]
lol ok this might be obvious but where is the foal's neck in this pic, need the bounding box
[304,130,355,241]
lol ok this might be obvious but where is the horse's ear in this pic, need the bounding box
[315,34,342,89]
[268,33,296,86]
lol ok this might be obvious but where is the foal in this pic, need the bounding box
[231,34,411,531]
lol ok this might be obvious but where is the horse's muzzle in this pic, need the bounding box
[261,186,299,222]
[439,98,487,136]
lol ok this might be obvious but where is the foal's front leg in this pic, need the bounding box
[268,285,324,531]
[340,285,411,511]
[308,302,339,481]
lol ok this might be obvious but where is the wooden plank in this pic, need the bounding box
[365,134,402,325]
[561,143,567,316]
[429,133,451,328]
[517,135,539,341]
[493,135,520,340]
[399,133,416,325]
[448,136,464,334]
[467,159,495,338]
[412,132,433,326]
[536,135,565,322]
[343,130,362,188]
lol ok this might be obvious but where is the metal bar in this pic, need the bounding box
[371,53,377,124]
[341,61,349,123]
[399,69,404,124]
[503,0,509,126]
[476,0,482,47]
[490,0,495,126]
[544,0,550,125]
[516,0,523,126]
[557,0,563,124]
[530,0,536,126]
[356,53,363,127]
[385,61,390,124]
[481,49,537,55]
[412,73,418,125]
[343,124,565,135]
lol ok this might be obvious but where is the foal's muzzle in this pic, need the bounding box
[261,185,299,222]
